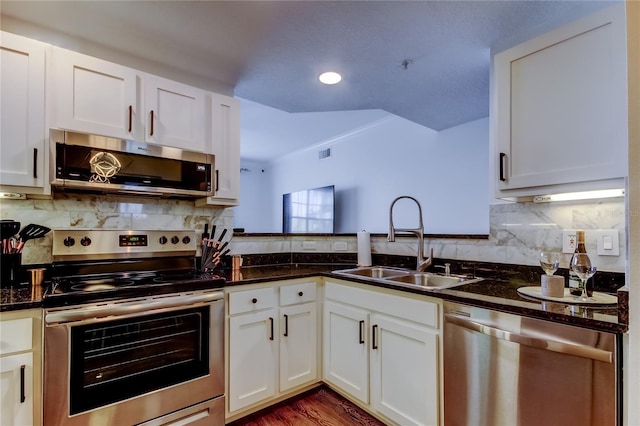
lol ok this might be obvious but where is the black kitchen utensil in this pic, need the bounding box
[18,223,51,245]
[203,223,209,240]
[217,228,227,242]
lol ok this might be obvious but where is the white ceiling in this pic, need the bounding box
[1,0,616,161]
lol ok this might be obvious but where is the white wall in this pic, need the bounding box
[239,115,490,234]
[234,159,272,232]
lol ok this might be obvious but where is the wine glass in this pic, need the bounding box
[570,253,597,301]
[539,252,560,275]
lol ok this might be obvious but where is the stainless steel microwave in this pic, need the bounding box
[50,129,214,198]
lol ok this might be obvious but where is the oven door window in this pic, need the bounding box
[69,306,209,415]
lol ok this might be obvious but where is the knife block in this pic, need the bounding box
[0,253,22,286]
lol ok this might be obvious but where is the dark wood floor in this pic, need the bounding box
[228,386,387,426]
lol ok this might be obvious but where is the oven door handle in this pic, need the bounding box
[45,291,224,325]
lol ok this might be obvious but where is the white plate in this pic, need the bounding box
[517,286,617,305]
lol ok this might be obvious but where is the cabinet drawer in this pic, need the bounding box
[0,318,32,355]
[280,281,316,306]
[229,287,276,315]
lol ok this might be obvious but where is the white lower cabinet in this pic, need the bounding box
[228,307,278,412]
[279,302,317,392]
[323,280,441,426]
[370,313,439,426]
[323,301,369,404]
[227,280,319,418]
[0,309,42,426]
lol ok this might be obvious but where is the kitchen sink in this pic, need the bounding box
[332,266,410,279]
[385,273,481,289]
[332,266,481,290]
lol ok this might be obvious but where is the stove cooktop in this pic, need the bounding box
[44,229,227,308]
[45,270,225,308]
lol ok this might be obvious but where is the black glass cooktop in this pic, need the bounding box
[44,257,225,308]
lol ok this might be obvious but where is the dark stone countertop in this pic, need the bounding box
[2,263,627,334]
[220,263,627,334]
[1,284,45,312]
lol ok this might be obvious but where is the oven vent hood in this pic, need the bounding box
[50,129,215,200]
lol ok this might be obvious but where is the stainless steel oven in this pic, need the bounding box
[43,230,226,426]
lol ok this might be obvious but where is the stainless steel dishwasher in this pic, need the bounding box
[443,302,620,426]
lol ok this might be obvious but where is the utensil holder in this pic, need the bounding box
[1,253,22,286]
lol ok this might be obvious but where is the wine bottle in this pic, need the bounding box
[569,230,587,296]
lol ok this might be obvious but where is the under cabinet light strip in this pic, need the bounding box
[533,189,625,203]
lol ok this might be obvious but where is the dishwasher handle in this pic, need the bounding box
[445,313,613,363]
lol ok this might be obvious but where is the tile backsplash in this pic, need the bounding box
[0,194,233,265]
[0,195,627,273]
[231,198,627,273]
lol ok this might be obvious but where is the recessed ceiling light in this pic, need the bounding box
[319,71,342,85]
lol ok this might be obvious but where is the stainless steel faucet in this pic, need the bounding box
[388,196,433,271]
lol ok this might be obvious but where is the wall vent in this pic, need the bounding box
[318,147,331,159]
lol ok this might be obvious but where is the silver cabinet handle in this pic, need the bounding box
[445,313,613,363]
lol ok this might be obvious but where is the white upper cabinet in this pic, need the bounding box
[52,47,140,141]
[0,32,48,193]
[492,4,627,200]
[52,48,210,152]
[198,93,240,206]
[142,73,207,152]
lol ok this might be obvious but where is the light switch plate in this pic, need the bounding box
[596,230,619,256]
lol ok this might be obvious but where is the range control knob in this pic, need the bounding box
[171,236,180,244]
[63,237,75,247]
[159,236,168,245]
[182,236,191,245]
[80,237,92,247]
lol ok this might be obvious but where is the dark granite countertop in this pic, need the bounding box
[220,263,627,334]
[1,284,45,312]
[2,262,627,334]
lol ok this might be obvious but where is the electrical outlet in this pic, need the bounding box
[302,241,317,250]
[562,230,577,253]
[333,241,348,251]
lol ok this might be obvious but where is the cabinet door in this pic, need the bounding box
[0,352,33,426]
[208,93,240,204]
[0,32,46,189]
[370,313,439,426]
[143,74,207,152]
[322,301,369,404]
[493,5,627,196]
[53,47,139,140]
[228,309,277,413]
[279,302,317,392]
